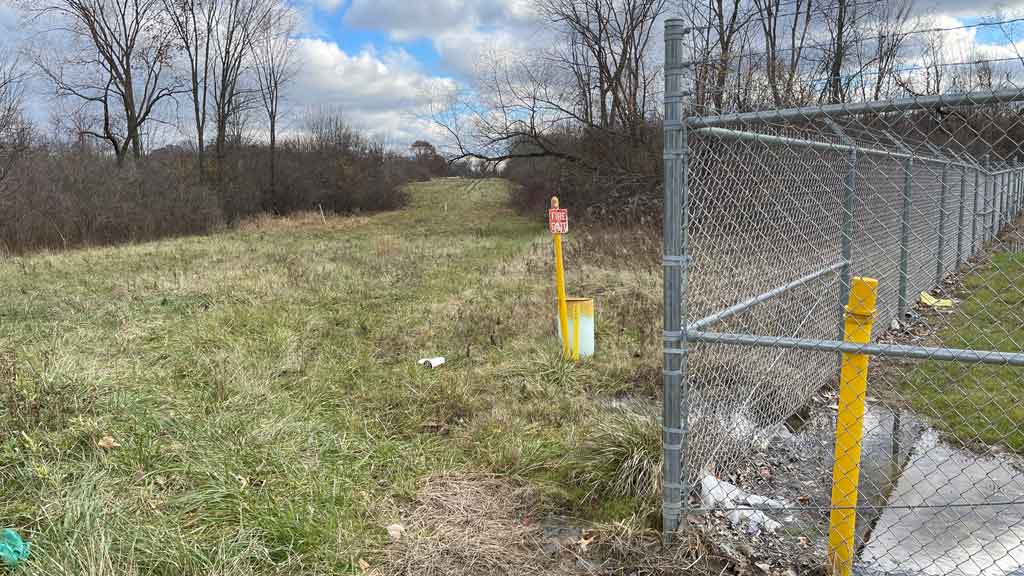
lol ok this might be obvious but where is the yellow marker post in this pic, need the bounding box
[828,276,879,576]
[571,303,581,361]
[550,197,570,359]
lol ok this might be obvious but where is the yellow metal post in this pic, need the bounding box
[828,276,879,576]
[552,197,570,359]
[571,302,581,361]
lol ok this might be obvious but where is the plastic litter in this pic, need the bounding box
[919,292,953,308]
[0,529,29,568]
[700,475,787,535]
[385,523,405,542]
[417,357,446,369]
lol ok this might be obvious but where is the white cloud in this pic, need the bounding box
[314,0,344,13]
[432,26,537,78]
[915,0,1024,17]
[344,0,541,77]
[289,38,457,145]
[344,0,535,41]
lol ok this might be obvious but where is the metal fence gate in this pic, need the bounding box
[662,18,1024,576]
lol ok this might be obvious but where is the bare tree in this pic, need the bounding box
[211,0,273,176]
[31,0,180,164]
[252,0,297,200]
[0,50,29,190]
[680,0,758,113]
[849,0,913,101]
[753,0,814,107]
[819,0,853,103]
[163,0,218,176]
[437,0,667,166]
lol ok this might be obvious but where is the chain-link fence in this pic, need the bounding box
[663,18,1024,576]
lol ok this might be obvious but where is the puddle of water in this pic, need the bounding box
[769,402,923,539]
[690,397,1024,576]
[859,430,1024,576]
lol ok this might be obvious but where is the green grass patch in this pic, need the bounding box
[0,179,664,574]
[901,250,1024,452]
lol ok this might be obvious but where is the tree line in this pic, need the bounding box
[0,0,451,254]
[435,0,1024,222]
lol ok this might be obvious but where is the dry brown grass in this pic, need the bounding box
[236,210,373,233]
[382,474,555,576]
[0,347,13,388]
[382,474,720,576]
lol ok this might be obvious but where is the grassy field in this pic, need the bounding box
[0,179,674,575]
[900,242,1024,453]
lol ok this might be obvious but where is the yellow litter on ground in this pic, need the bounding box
[920,292,953,308]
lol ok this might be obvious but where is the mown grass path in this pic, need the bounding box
[0,179,662,575]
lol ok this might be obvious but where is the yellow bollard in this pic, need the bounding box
[571,302,581,361]
[828,276,879,576]
[551,197,570,359]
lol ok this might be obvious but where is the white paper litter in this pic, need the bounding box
[417,357,446,369]
[700,475,789,535]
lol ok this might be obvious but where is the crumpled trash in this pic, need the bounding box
[385,523,405,542]
[0,529,29,568]
[919,292,953,308]
[417,357,446,369]
[700,475,787,535]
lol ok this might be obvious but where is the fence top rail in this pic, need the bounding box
[690,126,979,168]
[990,167,1021,175]
[686,330,1024,367]
[685,88,1024,129]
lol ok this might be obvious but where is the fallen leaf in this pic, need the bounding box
[358,558,370,572]
[577,535,595,553]
[97,435,120,449]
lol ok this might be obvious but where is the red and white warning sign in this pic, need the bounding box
[548,207,568,234]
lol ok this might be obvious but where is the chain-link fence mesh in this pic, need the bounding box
[663,17,1024,576]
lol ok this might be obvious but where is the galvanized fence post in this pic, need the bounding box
[661,18,688,541]
[1011,161,1019,219]
[898,156,913,319]
[997,161,1004,236]
[1015,161,1019,219]
[827,121,855,346]
[937,161,949,284]
[840,154,855,302]
[985,154,992,243]
[1009,162,1014,223]
[972,166,979,254]
[1000,169,1006,231]
[1007,167,1012,225]
[957,164,966,267]
[1011,158,1019,217]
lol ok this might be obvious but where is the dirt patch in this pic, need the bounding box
[381,474,556,576]
[382,473,719,575]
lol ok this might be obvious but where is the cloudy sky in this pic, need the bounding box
[291,0,1022,146]
[2,0,1024,148]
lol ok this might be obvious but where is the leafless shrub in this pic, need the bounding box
[221,111,415,217]
[0,145,220,253]
[0,112,419,254]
